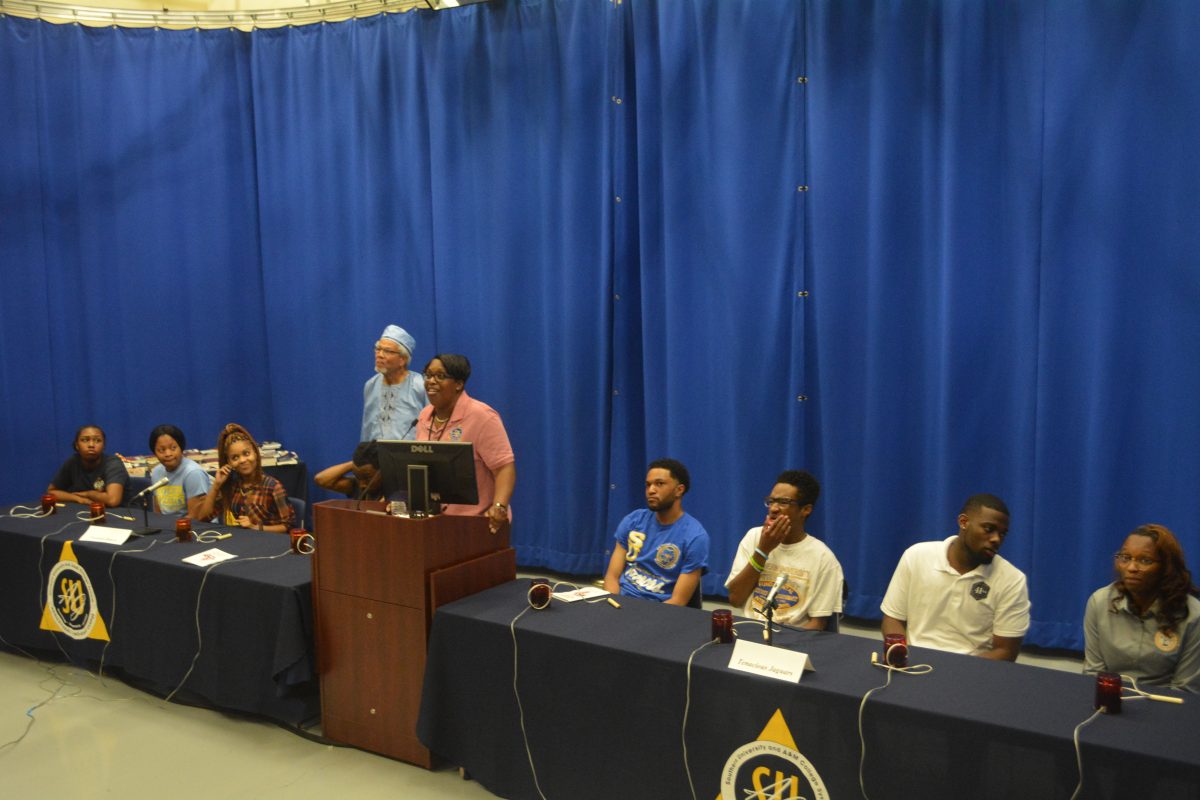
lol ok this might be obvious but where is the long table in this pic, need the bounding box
[418,581,1200,800]
[0,503,318,725]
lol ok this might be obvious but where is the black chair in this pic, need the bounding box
[287,496,306,530]
[687,566,710,608]
[125,475,151,505]
[825,578,850,633]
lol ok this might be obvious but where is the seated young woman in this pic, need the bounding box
[1084,523,1200,693]
[314,441,384,501]
[147,424,212,518]
[47,424,129,508]
[193,423,293,532]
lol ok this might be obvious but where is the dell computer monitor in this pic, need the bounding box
[374,440,479,510]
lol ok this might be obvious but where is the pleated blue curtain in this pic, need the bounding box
[805,0,1200,647]
[806,1,1047,620]
[250,15,440,493]
[611,0,808,595]
[1027,1,1200,646]
[249,2,617,571]
[419,2,618,571]
[0,20,271,470]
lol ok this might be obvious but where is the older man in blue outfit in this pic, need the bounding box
[362,324,428,441]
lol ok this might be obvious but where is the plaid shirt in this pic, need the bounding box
[217,474,293,528]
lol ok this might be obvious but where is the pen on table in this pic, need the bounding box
[607,597,621,609]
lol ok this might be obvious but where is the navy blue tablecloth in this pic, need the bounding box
[0,503,317,725]
[418,581,1200,800]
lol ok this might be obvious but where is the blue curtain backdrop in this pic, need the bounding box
[1,0,1197,649]
[0,22,272,467]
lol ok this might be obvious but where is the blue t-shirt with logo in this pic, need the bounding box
[150,458,213,515]
[613,509,709,602]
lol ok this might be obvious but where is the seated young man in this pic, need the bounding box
[603,458,709,606]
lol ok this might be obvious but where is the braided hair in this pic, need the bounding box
[216,423,264,509]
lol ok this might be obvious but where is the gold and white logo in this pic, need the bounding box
[1155,629,1180,654]
[717,709,828,800]
[39,541,110,642]
[626,531,646,562]
[655,543,681,569]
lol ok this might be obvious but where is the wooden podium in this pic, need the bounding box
[312,500,516,766]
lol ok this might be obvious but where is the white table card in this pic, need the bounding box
[182,548,237,567]
[552,586,609,603]
[728,638,814,684]
[79,525,133,545]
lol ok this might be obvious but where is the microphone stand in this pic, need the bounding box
[764,599,777,646]
[131,491,161,537]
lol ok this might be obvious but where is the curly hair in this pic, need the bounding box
[1111,523,1196,636]
[216,423,263,505]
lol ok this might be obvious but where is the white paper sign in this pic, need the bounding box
[552,586,609,603]
[79,525,133,545]
[182,548,237,567]
[727,639,814,684]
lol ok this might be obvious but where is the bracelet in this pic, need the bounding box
[748,555,765,573]
[754,547,768,561]
[493,502,508,511]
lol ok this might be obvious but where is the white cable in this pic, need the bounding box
[509,605,549,800]
[857,652,934,799]
[1069,673,1181,800]
[0,663,148,755]
[1121,673,1184,704]
[735,618,770,640]
[4,504,55,519]
[99,538,161,680]
[1069,707,1104,800]
[0,629,40,662]
[1,517,84,668]
[682,638,717,800]
[0,671,69,753]
[751,605,785,641]
[165,549,291,703]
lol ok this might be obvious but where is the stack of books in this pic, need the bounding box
[121,442,300,477]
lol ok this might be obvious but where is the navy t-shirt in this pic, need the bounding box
[50,454,130,496]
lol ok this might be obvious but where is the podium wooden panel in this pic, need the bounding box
[312,500,515,766]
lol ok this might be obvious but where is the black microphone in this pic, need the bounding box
[764,573,789,608]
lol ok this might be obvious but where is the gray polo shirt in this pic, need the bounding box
[1083,584,1200,693]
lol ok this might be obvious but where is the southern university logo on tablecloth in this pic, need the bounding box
[39,541,110,641]
[717,709,828,800]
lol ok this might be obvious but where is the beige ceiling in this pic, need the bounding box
[0,0,432,28]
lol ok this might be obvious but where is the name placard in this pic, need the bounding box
[182,548,237,567]
[552,586,609,603]
[728,639,813,684]
[79,526,133,545]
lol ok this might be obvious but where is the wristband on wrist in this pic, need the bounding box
[749,555,765,573]
[754,547,768,560]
